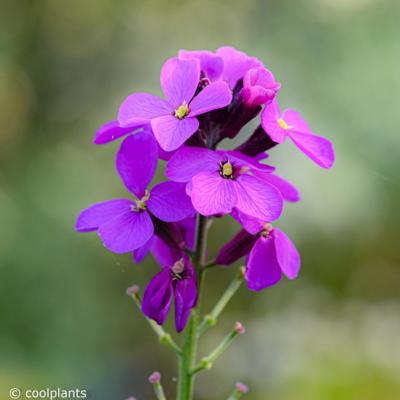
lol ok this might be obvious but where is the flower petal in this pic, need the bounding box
[118,93,171,127]
[235,174,283,222]
[116,131,158,198]
[282,109,313,135]
[217,46,263,88]
[273,228,301,280]
[93,120,142,145]
[75,199,133,232]
[98,210,154,253]
[261,100,286,143]
[147,181,195,222]
[252,171,300,202]
[179,49,223,81]
[288,131,335,169]
[151,236,180,268]
[189,81,232,117]
[231,209,264,235]
[216,229,257,265]
[245,237,282,291]
[151,115,199,152]
[174,261,197,332]
[191,172,237,216]
[142,269,173,325]
[166,146,222,182]
[160,57,200,108]
[133,235,154,263]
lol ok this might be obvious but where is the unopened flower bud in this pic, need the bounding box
[234,322,245,335]
[148,371,161,384]
[126,285,140,296]
[235,382,249,393]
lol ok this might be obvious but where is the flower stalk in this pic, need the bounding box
[127,286,182,356]
[191,322,245,376]
[198,267,245,336]
[149,372,167,400]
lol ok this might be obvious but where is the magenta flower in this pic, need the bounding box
[217,211,300,291]
[261,100,335,169]
[166,146,283,221]
[242,67,281,108]
[142,250,197,332]
[117,57,232,152]
[75,130,194,253]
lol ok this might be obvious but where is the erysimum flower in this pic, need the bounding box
[166,146,283,221]
[261,100,335,169]
[217,211,300,291]
[117,57,232,152]
[75,130,194,253]
[142,248,197,332]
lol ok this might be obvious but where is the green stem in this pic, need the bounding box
[197,267,244,336]
[129,290,182,356]
[191,323,244,375]
[177,215,210,400]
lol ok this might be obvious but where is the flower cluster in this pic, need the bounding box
[77,46,335,333]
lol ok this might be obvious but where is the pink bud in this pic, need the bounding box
[126,285,140,296]
[148,371,161,384]
[235,382,249,393]
[234,321,246,334]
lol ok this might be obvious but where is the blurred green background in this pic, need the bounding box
[1,0,399,399]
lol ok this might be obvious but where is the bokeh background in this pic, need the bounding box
[1,0,399,399]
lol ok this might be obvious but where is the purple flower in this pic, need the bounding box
[217,211,300,291]
[242,67,281,107]
[75,130,194,253]
[166,146,283,221]
[142,252,197,332]
[261,100,335,169]
[117,57,232,152]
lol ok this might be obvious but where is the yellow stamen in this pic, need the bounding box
[222,161,233,178]
[174,102,189,120]
[134,191,150,211]
[260,223,273,238]
[277,118,290,130]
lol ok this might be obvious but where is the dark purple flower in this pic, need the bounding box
[142,252,197,332]
[117,57,232,152]
[166,146,283,221]
[217,211,300,291]
[75,130,195,253]
[261,100,335,169]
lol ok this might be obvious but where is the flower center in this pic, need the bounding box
[171,259,185,280]
[260,223,273,238]
[277,118,290,130]
[131,191,150,212]
[174,102,189,120]
[220,161,234,179]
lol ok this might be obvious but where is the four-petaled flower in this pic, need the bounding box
[261,100,335,169]
[75,130,194,253]
[166,146,283,221]
[217,210,300,291]
[117,57,232,152]
[142,245,197,332]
